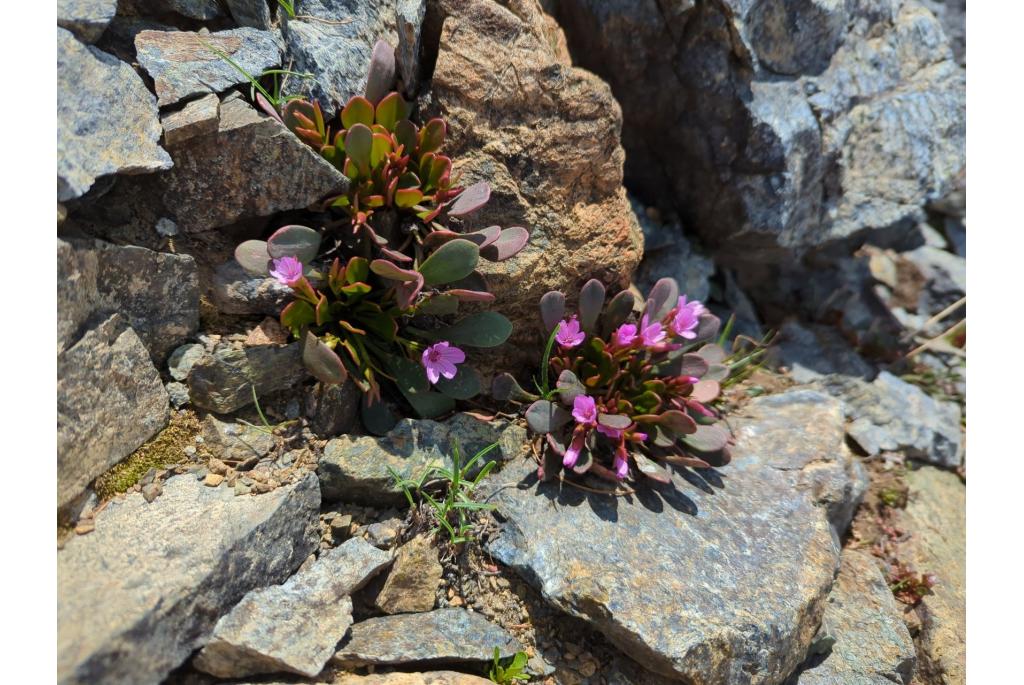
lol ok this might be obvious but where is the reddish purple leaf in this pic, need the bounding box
[480,227,529,261]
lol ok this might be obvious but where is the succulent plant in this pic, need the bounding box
[235,228,513,434]
[256,39,529,266]
[494,277,733,484]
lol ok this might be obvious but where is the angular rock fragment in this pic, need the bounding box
[161,92,220,146]
[376,534,441,614]
[57,0,117,43]
[119,0,224,21]
[194,537,392,678]
[482,390,864,683]
[134,27,281,107]
[318,413,529,504]
[187,341,308,413]
[58,473,320,685]
[201,415,275,463]
[57,315,169,509]
[334,609,520,667]
[227,0,275,29]
[159,95,349,232]
[794,550,917,684]
[211,259,293,316]
[57,28,172,201]
[335,673,494,685]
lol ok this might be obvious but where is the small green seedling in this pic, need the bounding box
[489,647,530,683]
[386,440,499,544]
[277,0,296,18]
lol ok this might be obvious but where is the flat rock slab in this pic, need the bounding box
[135,27,281,107]
[159,95,350,232]
[57,0,117,43]
[58,473,320,685]
[187,341,307,413]
[57,28,171,201]
[58,238,200,362]
[281,0,398,119]
[212,259,293,316]
[334,608,520,667]
[195,537,393,678]
[812,371,964,467]
[318,413,530,505]
[483,390,865,684]
[57,314,168,509]
[900,466,965,685]
[794,550,916,684]
[161,92,220,146]
[201,415,276,463]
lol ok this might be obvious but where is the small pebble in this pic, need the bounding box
[208,458,228,475]
[142,483,162,503]
[75,521,95,535]
[578,658,598,677]
[194,467,208,480]
[183,446,197,457]
[234,482,251,496]
[204,473,224,487]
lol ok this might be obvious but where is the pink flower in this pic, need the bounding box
[555,317,585,348]
[563,427,587,468]
[613,323,638,347]
[671,295,705,339]
[420,341,466,384]
[269,256,304,286]
[572,394,598,426]
[639,314,666,348]
[613,444,629,480]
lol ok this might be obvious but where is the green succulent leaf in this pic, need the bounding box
[266,225,321,264]
[374,92,408,131]
[419,118,446,154]
[525,400,571,434]
[395,187,424,208]
[435,365,482,400]
[302,331,348,385]
[634,453,671,483]
[556,370,585,405]
[394,119,418,155]
[235,239,270,277]
[341,96,374,129]
[418,239,480,286]
[491,373,540,402]
[280,300,315,335]
[416,311,513,348]
[418,294,459,316]
[646,277,680,321]
[344,124,373,172]
[539,291,566,333]
[697,343,727,365]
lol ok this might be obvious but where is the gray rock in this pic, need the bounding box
[135,27,282,108]
[57,238,200,362]
[903,245,966,314]
[922,0,965,65]
[57,0,117,43]
[376,534,441,614]
[554,0,965,262]
[159,95,349,232]
[813,371,964,467]
[770,321,876,384]
[482,390,864,684]
[161,93,220,146]
[227,0,275,29]
[194,537,393,678]
[166,381,191,408]
[58,473,320,685]
[155,217,179,237]
[57,315,169,509]
[281,0,399,119]
[212,259,293,316]
[944,216,966,258]
[119,0,224,20]
[318,413,530,504]
[187,341,308,413]
[793,550,916,685]
[201,415,276,463]
[364,518,403,549]
[632,197,713,303]
[899,466,965,685]
[396,0,426,96]
[57,29,172,201]
[306,380,361,437]
[168,343,206,381]
[333,672,494,684]
[334,609,520,667]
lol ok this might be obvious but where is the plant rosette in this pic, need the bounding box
[494,277,734,484]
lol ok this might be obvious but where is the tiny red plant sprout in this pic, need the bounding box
[498,277,733,484]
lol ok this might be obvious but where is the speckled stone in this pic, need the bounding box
[899,466,965,685]
[57,0,117,43]
[157,95,349,233]
[483,390,866,684]
[318,413,529,505]
[793,549,916,684]
[134,27,281,107]
[57,29,171,201]
[186,341,307,414]
[201,415,275,463]
[812,371,964,467]
[161,92,220,146]
[375,534,441,614]
[333,608,520,666]
[58,473,320,685]
[211,259,293,316]
[194,538,393,678]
